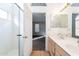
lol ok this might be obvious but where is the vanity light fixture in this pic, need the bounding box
[60,3,71,12]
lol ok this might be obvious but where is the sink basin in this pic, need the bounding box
[64,44,79,55]
[65,44,77,49]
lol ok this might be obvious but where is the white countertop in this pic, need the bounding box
[48,31,79,56]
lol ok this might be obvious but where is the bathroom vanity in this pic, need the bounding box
[48,12,79,56]
[48,37,70,56]
[47,32,79,56]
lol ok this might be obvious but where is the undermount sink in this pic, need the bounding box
[63,40,78,47]
[61,37,79,49]
[64,44,79,55]
[65,44,77,49]
[63,39,79,51]
[49,34,79,55]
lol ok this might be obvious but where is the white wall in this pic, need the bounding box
[24,4,32,56]
[46,4,51,51]
[32,6,46,13]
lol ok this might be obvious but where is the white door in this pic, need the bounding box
[0,4,20,56]
[24,4,32,56]
[12,4,24,56]
[19,9,24,56]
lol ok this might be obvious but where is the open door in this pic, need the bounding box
[24,4,32,56]
[32,13,46,50]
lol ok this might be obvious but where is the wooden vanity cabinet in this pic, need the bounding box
[48,37,55,56]
[55,43,70,56]
[48,37,70,56]
[51,40,55,55]
[48,38,52,55]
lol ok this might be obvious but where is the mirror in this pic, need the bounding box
[50,14,68,28]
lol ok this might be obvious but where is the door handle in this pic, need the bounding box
[17,34,22,36]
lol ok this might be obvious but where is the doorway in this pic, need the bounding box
[32,13,46,51]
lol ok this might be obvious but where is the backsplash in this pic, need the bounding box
[49,28,71,37]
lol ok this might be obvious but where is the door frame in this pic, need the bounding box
[32,12,46,50]
[14,3,24,56]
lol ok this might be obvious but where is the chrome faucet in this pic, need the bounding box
[58,33,64,39]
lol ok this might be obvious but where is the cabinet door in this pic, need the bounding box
[48,37,54,56]
[48,37,70,56]
[55,50,61,56]
[55,43,70,56]
[51,40,55,55]
[48,38,52,55]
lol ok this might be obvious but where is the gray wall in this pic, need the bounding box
[32,13,46,35]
